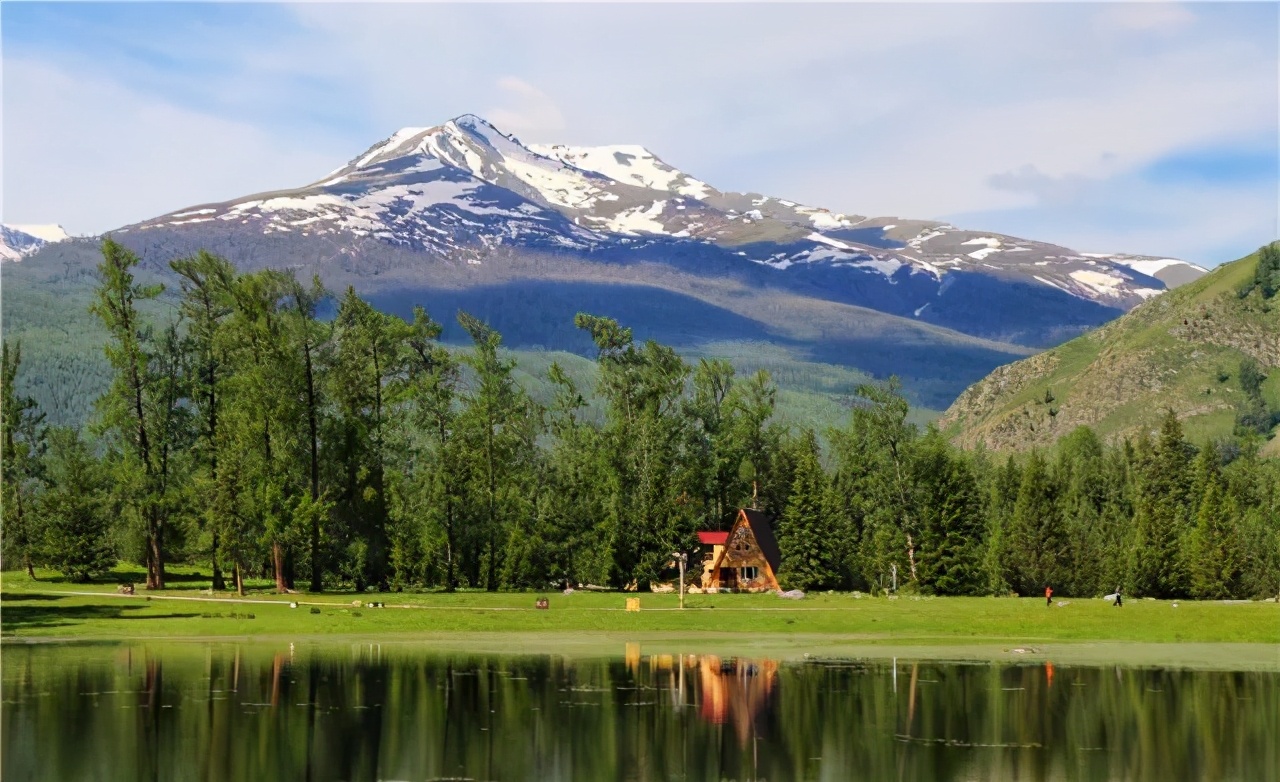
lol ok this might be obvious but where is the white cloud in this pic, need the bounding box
[1095,3,1197,34]
[2,2,1275,263]
[1,58,348,235]
[486,77,566,140]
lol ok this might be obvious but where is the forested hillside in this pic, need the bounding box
[1,239,943,432]
[942,244,1280,452]
[3,241,1277,600]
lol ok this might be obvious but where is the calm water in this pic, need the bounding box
[2,643,1276,782]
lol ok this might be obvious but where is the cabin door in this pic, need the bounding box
[718,567,738,591]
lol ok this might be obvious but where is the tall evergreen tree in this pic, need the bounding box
[328,287,410,590]
[914,430,986,595]
[683,359,740,530]
[457,311,538,591]
[90,238,175,589]
[403,306,466,590]
[778,430,837,590]
[1128,410,1195,597]
[728,370,784,517]
[575,313,691,587]
[1004,450,1068,595]
[285,273,331,592]
[1,341,48,577]
[35,428,115,582]
[1187,444,1244,599]
[171,251,235,590]
[844,379,920,585]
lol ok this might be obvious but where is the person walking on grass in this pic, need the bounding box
[1114,586,1122,607]
[1045,585,1053,607]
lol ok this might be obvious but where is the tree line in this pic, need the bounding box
[2,239,1278,599]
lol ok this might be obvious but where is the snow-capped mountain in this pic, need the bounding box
[0,224,68,262]
[1089,254,1208,288]
[110,114,1201,346]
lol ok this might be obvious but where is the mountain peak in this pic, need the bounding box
[1,224,64,262]
[447,113,498,131]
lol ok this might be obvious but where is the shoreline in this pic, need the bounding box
[4,633,1277,672]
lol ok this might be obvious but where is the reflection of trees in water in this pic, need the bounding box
[1,646,1278,781]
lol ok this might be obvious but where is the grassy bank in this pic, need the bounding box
[3,567,1276,646]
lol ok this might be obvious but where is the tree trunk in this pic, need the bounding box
[274,542,287,593]
[906,532,918,583]
[284,550,296,590]
[146,511,165,590]
[486,425,498,592]
[235,563,244,597]
[305,342,322,593]
[445,499,457,593]
[24,555,35,580]
[211,530,225,590]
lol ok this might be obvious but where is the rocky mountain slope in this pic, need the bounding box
[0,224,68,261]
[111,114,1203,347]
[940,246,1280,451]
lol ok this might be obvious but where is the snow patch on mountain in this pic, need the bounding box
[530,143,713,200]
[1068,269,1130,298]
[795,207,856,230]
[1105,256,1208,277]
[1,224,67,262]
[8,224,69,243]
[599,200,669,235]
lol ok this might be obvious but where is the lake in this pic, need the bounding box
[2,642,1276,781]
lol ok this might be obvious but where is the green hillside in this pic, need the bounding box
[940,245,1280,452]
[0,259,934,434]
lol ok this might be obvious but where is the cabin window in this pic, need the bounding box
[740,567,759,582]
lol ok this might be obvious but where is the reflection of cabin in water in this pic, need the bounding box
[697,656,778,747]
[699,509,781,593]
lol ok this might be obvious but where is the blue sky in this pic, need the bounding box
[3,2,1276,265]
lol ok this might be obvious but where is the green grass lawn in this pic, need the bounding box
[3,565,1276,646]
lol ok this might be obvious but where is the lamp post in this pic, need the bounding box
[671,552,688,609]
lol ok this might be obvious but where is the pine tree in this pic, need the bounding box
[981,455,1023,594]
[914,430,986,595]
[1056,427,1110,595]
[846,378,921,584]
[1004,450,1068,595]
[1187,445,1244,598]
[682,359,740,531]
[402,306,466,590]
[575,313,690,588]
[172,251,235,590]
[328,286,410,590]
[89,238,173,589]
[1127,410,1195,597]
[457,311,538,591]
[727,370,783,517]
[1,341,48,577]
[36,428,115,582]
[778,431,836,590]
[520,361,613,588]
[284,274,331,592]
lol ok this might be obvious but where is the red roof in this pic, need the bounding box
[697,531,729,546]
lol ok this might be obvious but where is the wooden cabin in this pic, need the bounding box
[703,509,781,593]
[697,530,729,590]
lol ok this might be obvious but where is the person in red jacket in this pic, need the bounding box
[1045,585,1053,607]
